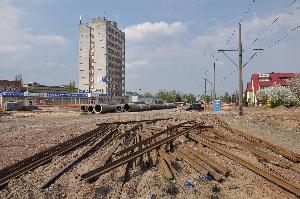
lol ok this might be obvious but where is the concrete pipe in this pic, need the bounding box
[80,105,87,111]
[123,104,147,112]
[87,106,94,113]
[124,103,177,112]
[94,105,102,114]
[100,104,117,113]
[116,105,123,112]
[124,104,131,111]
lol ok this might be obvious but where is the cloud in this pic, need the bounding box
[0,0,68,55]
[0,0,71,84]
[124,21,187,43]
[125,9,300,94]
[127,59,149,69]
[25,35,68,46]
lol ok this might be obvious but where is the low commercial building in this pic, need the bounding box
[246,72,296,105]
[0,92,128,110]
[126,93,161,104]
[23,84,76,93]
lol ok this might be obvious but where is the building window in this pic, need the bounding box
[278,77,291,80]
[259,77,271,81]
[260,86,270,90]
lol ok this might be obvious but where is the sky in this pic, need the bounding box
[0,0,299,96]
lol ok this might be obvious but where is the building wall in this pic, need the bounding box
[93,19,107,93]
[79,25,91,92]
[78,17,125,96]
[0,80,21,92]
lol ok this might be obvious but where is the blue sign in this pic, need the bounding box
[101,76,107,83]
[1,92,24,97]
[46,93,89,98]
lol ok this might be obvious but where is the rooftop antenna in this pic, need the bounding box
[102,11,106,19]
[79,14,82,25]
[116,14,119,23]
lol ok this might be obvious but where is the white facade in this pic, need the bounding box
[79,17,125,96]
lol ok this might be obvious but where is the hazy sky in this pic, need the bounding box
[0,0,299,96]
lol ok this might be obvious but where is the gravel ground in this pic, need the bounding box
[0,107,299,198]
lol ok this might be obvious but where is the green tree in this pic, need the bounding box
[144,91,153,97]
[200,95,210,103]
[66,80,76,93]
[156,89,179,103]
[220,92,230,103]
[175,94,182,102]
[182,93,196,103]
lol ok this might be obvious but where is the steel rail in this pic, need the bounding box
[0,124,109,179]
[39,127,119,189]
[172,151,209,176]
[189,134,300,197]
[97,118,173,126]
[216,117,300,163]
[81,123,202,182]
[177,148,222,181]
[184,145,229,175]
[0,124,117,188]
[157,156,174,180]
[202,135,300,174]
[115,121,195,157]
[159,149,178,177]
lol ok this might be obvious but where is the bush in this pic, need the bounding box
[288,74,300,99]
[257,86,299,107]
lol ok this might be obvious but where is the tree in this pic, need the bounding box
[220,92,230,103]
[175,94,182,102]
[156,90,177,103]
[199,95,210,103]
[144,91,153,97]
[182,93,196,103]
[66,80,76,93]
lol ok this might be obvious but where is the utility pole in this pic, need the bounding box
[213,62,216,101]
[204,78,207,97]
[218,23,263,116]
[238,23,243,116]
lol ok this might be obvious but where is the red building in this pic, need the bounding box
[0,80,22,93]
[246,72,296,104]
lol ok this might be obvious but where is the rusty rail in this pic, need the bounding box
[39,127,120,189]
[189,134,300,197]
[97,118,173,126]
[0,124,118,189]
[81,123,202,182]
[115,121,195,157]
[216,117,300,163]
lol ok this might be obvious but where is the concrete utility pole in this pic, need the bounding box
[238,23,243,116]
[213,62,216,101]
[204,78,207,97]
[218,23,263,116]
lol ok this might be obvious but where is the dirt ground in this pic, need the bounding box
[0,106,299,198]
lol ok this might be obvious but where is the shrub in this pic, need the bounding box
[256,86,298,107]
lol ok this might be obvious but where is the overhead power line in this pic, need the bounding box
[225,0,257,47]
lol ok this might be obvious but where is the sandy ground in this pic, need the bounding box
[0,107,299,198]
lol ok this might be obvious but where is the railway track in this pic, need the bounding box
[0,116,299,198]
[0,123,118,188]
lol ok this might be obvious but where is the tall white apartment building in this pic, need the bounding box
[79,17,125,96]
